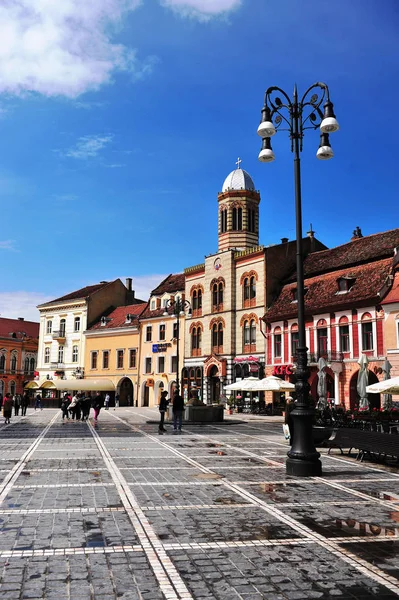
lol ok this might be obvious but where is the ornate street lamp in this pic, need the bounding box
[163,298,191,395]
[257,82,339,477]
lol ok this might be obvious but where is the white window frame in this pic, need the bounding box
[46,320,52,334]
[44,347,50,364]
[72,345,79,363]
[74,317,81,332]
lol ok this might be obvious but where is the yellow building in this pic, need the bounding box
[138,274,185,407]
[84,303,146,405]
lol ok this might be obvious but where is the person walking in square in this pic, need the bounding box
[172,390,184,433]
[104,393,110,410]
[3,393,14,424]
[14,394,21,416]
[92,392,103,423]
[114,393,120,410]
[81,395,91,421]
[158,391,169,433]
[60,394,70,420]
[21,393,30,416]
[34,394,42,410]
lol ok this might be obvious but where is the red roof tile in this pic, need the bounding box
[298,228,399,279]
[89,303,147,330]
[0,317,39,339]
[382,271,399,305]
[39,282,111,306]
[265,258,393,322]
[150,274,185,296]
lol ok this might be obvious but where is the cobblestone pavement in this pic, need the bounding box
[2,409,399,598]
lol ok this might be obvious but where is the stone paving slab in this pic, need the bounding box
[127,482,244,507]
[13,469,114,486]
[3,484,123,510]
[167,544,399,599]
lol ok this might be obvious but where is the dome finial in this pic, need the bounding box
[235,157,242,169]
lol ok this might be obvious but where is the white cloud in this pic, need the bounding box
[0,0,145,98]
[0,240,17,251]
[161,0,241,19]
[0,291,52,321]
[65,135,113,159]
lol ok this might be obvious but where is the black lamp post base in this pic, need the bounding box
[286,456,322,477]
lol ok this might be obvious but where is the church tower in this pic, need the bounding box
[218,159,261,252]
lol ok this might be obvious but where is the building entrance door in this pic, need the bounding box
[143,385,150,407]
[120,378,133,407]
[208,365,220,404]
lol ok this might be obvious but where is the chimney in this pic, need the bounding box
[281,237,289,244]
[307,224,315,239]
[126,277,132,291]
[18,317,24,321]
[351,226,363,241]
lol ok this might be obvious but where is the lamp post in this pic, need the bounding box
[164,298,191,395]
[257,82,339,477]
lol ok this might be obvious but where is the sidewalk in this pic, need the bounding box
[1,408,399,599]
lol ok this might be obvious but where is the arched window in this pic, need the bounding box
[190,323,202,357]
[274,326,282,358]
[243,278,250,303]
[243,320,250,346]
[212,323,224,352]
[58,345,64,363]
[316,319,328,356]
[250,276,256,301]
[243,320,256,352]
[59,318,66,337]
[24,357,30,373]
[72,346,79,363]
[220,209,227,233]
[44,348,50,363]
[242,272,257,307]
[212,281,224,312]
[232,207,242,230]
[29,357,35,374]
[338,316,350,353]
[74,317,81,332]
[361,312,373,351]
[247,208,256,233]
[291,323,299,357]
[9,381,16,396]
[250,319,256,345]
[191,287,203,317]
[10,353,17,373]
[0,354,5,372]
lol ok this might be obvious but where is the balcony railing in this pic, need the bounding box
[52,330,66,340]
[293,351,343,364]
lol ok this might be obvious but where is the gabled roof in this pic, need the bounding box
[299,228,399,279]
[89,303,147,331]
[150,273,185,296]
[382,271,399,305]
[38,282,113,307]
[265,258,393,322]
[0,317,39,340]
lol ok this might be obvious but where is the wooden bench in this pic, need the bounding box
[326,428,399,462]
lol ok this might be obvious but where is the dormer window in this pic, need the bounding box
[337,277,355,294]
[125,314,132,324]
[100,316,111,327]
[291,288,307,302]
[150,299,156,310]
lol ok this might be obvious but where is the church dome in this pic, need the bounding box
[222,168,255,193]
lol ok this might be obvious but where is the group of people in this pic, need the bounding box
[60,392,104,422]
[158,390,185,433]
[1,392,31,424]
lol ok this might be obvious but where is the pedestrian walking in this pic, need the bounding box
[284,396,295,445]
[14,394,21,416]
[60,394,70,420]
[172,390,184,433]
[158,391,169,433]
[3,393,14,424]
[92,393,103,422]
[34,394,42,410]
[21,393,30,416]
[81,395,91,421]
[104,393,110,410]
[114,393,120,410]
[68,394,79,420]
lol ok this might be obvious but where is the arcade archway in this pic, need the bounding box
[349,370,380,410]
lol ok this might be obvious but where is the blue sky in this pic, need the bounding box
[0,0,398,320]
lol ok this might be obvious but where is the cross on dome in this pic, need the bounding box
[236,157,242,169]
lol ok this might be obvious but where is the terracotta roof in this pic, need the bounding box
[0,317,39,339]
[39,282,111,306]
[297,228,399,279]
[150,273,185,296]
[89,303,147,330]
[382,271,399,305]
[265,258,393,322]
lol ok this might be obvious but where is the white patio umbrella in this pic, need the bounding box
[224,377,261,391]
[316,357,328,410]
[366,375,399,395]
[381,358,393,409]
[357,354,370,410]
[251,376,295,392]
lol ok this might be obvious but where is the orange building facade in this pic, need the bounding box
[0,317,39,398]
